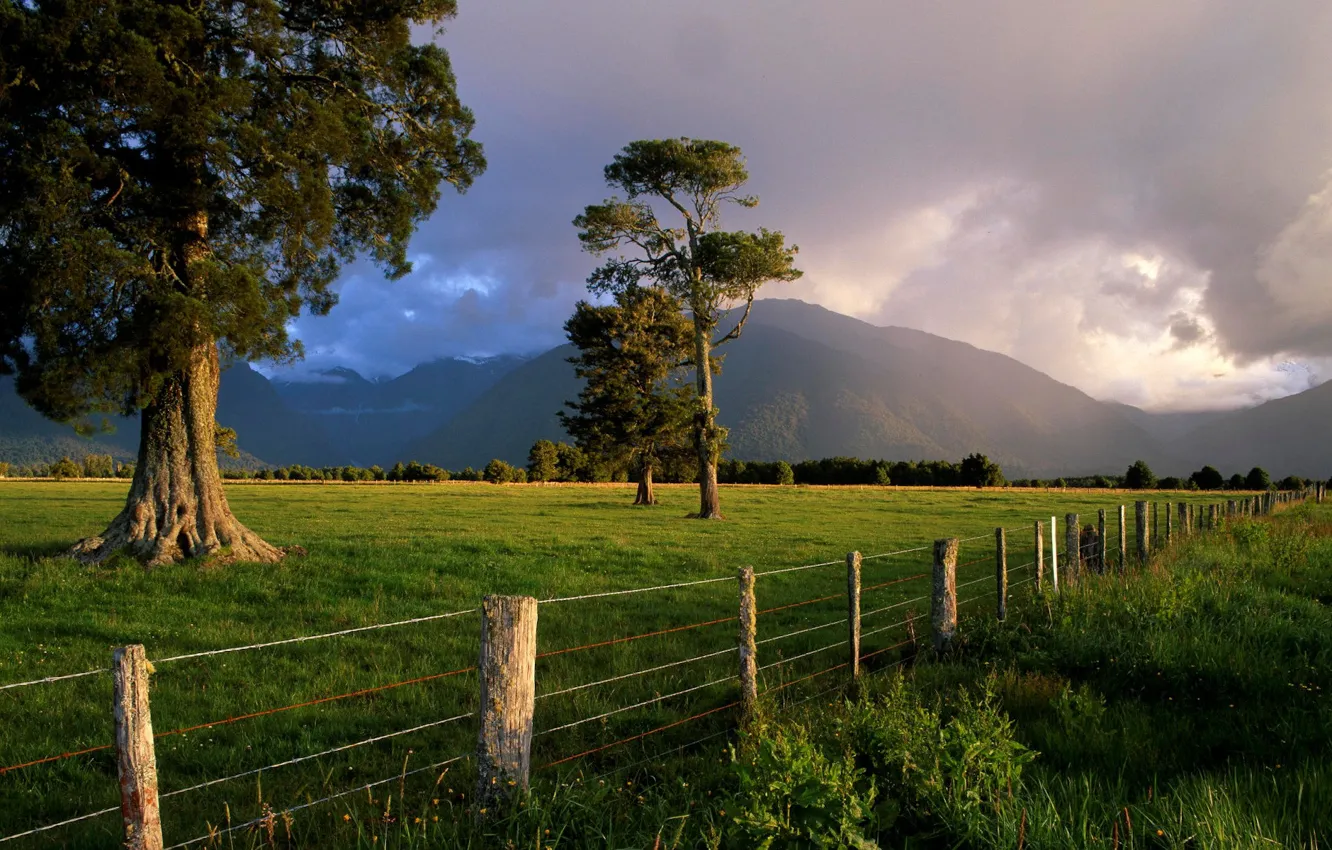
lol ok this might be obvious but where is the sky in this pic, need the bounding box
[277,0,1332,412]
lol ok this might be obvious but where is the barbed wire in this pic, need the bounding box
[860,593,929,620]
[154,608,479,666]
[164,754,470,849]
[536,675,737,739]
[757,638,844,673]
[0,805,117,844]
[541,701,739,771]
[756,615,844,646]
[537,647,733,702]
[160,711,474,801]
[0,667,108,693]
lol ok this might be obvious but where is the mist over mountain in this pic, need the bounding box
[2,301,1329,479]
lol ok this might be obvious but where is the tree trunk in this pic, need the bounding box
[692,315,722,519]
[634,463,656,506]
[70,342,282,567]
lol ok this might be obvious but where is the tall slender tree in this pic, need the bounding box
[574,139,801,518]
[0,2,484,565]
[560,287,695,506]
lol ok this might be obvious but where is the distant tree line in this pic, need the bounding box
[3,452,1323,494]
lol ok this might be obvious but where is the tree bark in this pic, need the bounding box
[71,342,282,567]
[634,463,656,506]
[692,314,722,519]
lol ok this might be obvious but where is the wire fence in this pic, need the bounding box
[1,493,1298,846]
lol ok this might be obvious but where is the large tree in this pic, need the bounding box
[574,139,801,518]
[560,287,695,506]
[0,2,483,565]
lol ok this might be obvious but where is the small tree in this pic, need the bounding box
[1227,473,1246,490]
[959,453,1005,488]
[1190,466,1225,491]
[575,139,801,518]
[554,443,588,483]
[1245,467,1273,491]
[527,440,560,483]
[560,288,694,506]
[82,454,116,479]
[49,457,82,480]
[483,458,519,484]
[1124,460,1157,490]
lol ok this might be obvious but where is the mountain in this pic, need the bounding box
[271,355,527,466]
[0,363,330,469]
[404,300,1173,477]
[1167,380,1332,478]
[400,347,580,470]
[1105,403,1227,444]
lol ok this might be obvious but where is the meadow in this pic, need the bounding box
[0,482,1283,847]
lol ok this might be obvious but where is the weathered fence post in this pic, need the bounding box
[1034,520,1044,593]
[1209,503,1218,530]
[1064,513,1080,583]
[1118,505,1127,574]
[476,595,538,810]
[1228,499,1237,519]
[1152,501,1160,549]
[114,645,164,850]
[932,538,958,654]
[1165,501,1173,544]
[1178,502,1188,537]
[1097,509,1107,574]
[737,567,758,723]
[1050,516,1059,593]
[847,552,861,682]
[1135,501,1148,566]
[995,527,1008,621]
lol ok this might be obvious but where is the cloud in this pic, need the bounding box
[273,0,1332,410]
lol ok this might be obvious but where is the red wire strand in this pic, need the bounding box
[537,616,736,660]
[861,572,928,593]
[539,701,740,770]
[0,666,476,775]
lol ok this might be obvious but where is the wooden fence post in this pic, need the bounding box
[847,552,861,681]
[1178,502,1188,537]
[476,595,537,810]
[1228,499,1237,519]
[1034,520,1044,593]
[1050,516,1059,593]
[738,566,758,723]
[932,538,958,654]
[114,644,163,850]
[1097,509,1107,574]
[1064,513,1080,583]
[1135,501,1148,567]
[995,528,1007,621]
[1210,503,1218,530]
[1165,501,1173,544]
[1118,505,1127,574]
[1152,501,1160,549]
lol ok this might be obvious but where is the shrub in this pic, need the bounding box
[48,456,82,479]
[775,460,795,486]
[82,453,115,478]
[483,458,519,484]
[527,439,560,482]
[1124,459,1156,489]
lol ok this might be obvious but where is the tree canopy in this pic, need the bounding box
[1124,459,1157,490]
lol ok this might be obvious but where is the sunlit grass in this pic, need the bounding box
[0,481,1266,846]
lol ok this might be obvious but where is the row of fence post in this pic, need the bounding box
[97,490,1312,847]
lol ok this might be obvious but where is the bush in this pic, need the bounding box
[1124,459,1156,489]
[775,460,795,486]
[527,439,559,482]
[48,456,82,479]
[483,458,520,484]
[1245,466,1272,491]
[1190,465,1225,490]
[81,453,115,478]
[0,462,9,478]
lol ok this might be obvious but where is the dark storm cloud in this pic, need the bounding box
[278,1,1332,409]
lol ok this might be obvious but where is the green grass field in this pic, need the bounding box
[0,482,1282,847]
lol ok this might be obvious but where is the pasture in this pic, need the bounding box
[0,482,1275,846]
